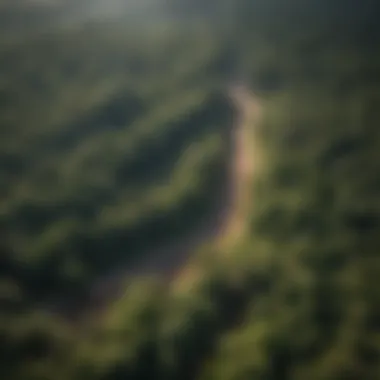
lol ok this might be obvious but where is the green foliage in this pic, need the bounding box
[2,1,380,380]
[0,12,235,301]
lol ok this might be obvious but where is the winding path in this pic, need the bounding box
[174,85,261,292]
[218,85,260,248]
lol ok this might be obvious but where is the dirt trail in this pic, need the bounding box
[217,86,260,249]
[174,86,261,292]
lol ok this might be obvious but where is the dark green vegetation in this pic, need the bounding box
[1,0,380,379]
[0,10,234,302]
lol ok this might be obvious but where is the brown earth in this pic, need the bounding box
[173,86,262,293]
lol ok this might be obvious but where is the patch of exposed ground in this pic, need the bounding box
[174,86,262,293]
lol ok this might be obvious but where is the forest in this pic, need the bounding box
[1,0,380,379]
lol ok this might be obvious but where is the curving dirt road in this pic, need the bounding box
[174,85,261,292]
[217,85,260,248]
